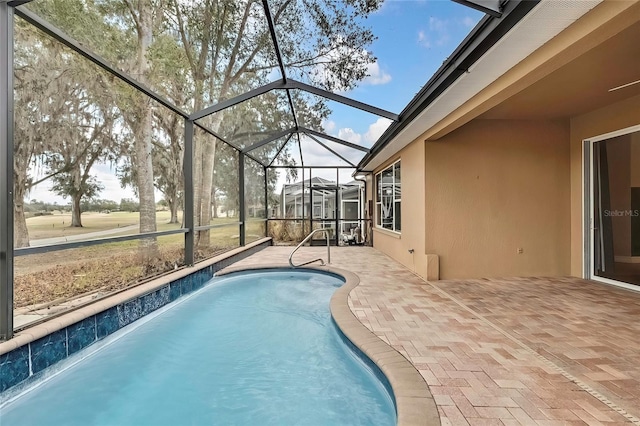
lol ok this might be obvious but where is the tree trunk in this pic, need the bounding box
[191,81,205,247]
[196,114,221,247]
[135,99,158,255]
[136,102,157,235]
[168,197,179,224]
[71,165,83,227]
[71,193,83,227]
[133,0,158,257]
[13,184,30,248]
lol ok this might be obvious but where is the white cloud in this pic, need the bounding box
[323,119,336,133]
[334,118,392,150]
[364,118,393,145]
[338,128,362,145]
[363,61,392,86]
[429,16,446,32]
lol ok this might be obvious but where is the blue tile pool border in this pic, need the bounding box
[0,239,271,395]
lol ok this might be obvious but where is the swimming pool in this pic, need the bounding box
[1,270,396,425]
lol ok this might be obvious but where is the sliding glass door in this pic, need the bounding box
[589,126,640,287]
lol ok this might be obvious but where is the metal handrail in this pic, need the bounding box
[289,229,331,267]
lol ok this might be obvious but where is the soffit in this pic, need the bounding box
[362,0,602,172]
[479,19,640,120]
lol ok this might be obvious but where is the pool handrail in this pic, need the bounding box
[289,229,331,267]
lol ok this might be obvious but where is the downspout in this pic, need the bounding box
[353,174,371,246]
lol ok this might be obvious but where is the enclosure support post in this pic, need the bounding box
[183,119,194,265]
[239,152,245,246]
[309,168,313,234]
[301,167,305,234]
[263,166,268,238]
[0,2,14,340]
[336,168,340,246]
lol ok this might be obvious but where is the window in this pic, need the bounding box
[375,160,401,232]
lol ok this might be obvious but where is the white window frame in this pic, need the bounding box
[375,160,401,233]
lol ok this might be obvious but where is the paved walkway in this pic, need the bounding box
[233,246,640,425]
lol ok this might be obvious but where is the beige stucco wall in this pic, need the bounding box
[569,93,640,276]
[364,1,640,281]
[424,119,571,279]
[371,141,428,278]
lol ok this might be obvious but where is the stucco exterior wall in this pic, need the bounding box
[371,141,428,278]
[569,93,640,276]
[364,0,639,281]
[424,119,571,279]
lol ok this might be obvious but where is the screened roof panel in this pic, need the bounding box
[272,135,302,167]
[22,0,131,67]
[273,0,380,96]
[290,89,327,131]
[18,0,487,171]
[273,0,485,108]
[320,99,394,152]
[300,134,367,166]
[201,0,283,104]
[298,135,352,168]
[24,0,281,114]
[247,134,291,165]
[195,89,295,151]
[289,89,393,153]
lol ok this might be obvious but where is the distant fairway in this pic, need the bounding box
[26,210,243,240]
[27,211,143,240]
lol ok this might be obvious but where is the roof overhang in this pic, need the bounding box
[358,0,603,172]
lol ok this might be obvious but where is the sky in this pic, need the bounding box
[326,0,482,138]
[28,0,483,204]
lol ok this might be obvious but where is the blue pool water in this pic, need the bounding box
[1,270,396,425]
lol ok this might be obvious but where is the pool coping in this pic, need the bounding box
[217,263,440,426]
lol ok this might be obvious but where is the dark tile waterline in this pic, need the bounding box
[0,240,270,396]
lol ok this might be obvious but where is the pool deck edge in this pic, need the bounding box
[217,263,440,426]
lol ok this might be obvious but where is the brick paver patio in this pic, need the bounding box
[233,246,640,425]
